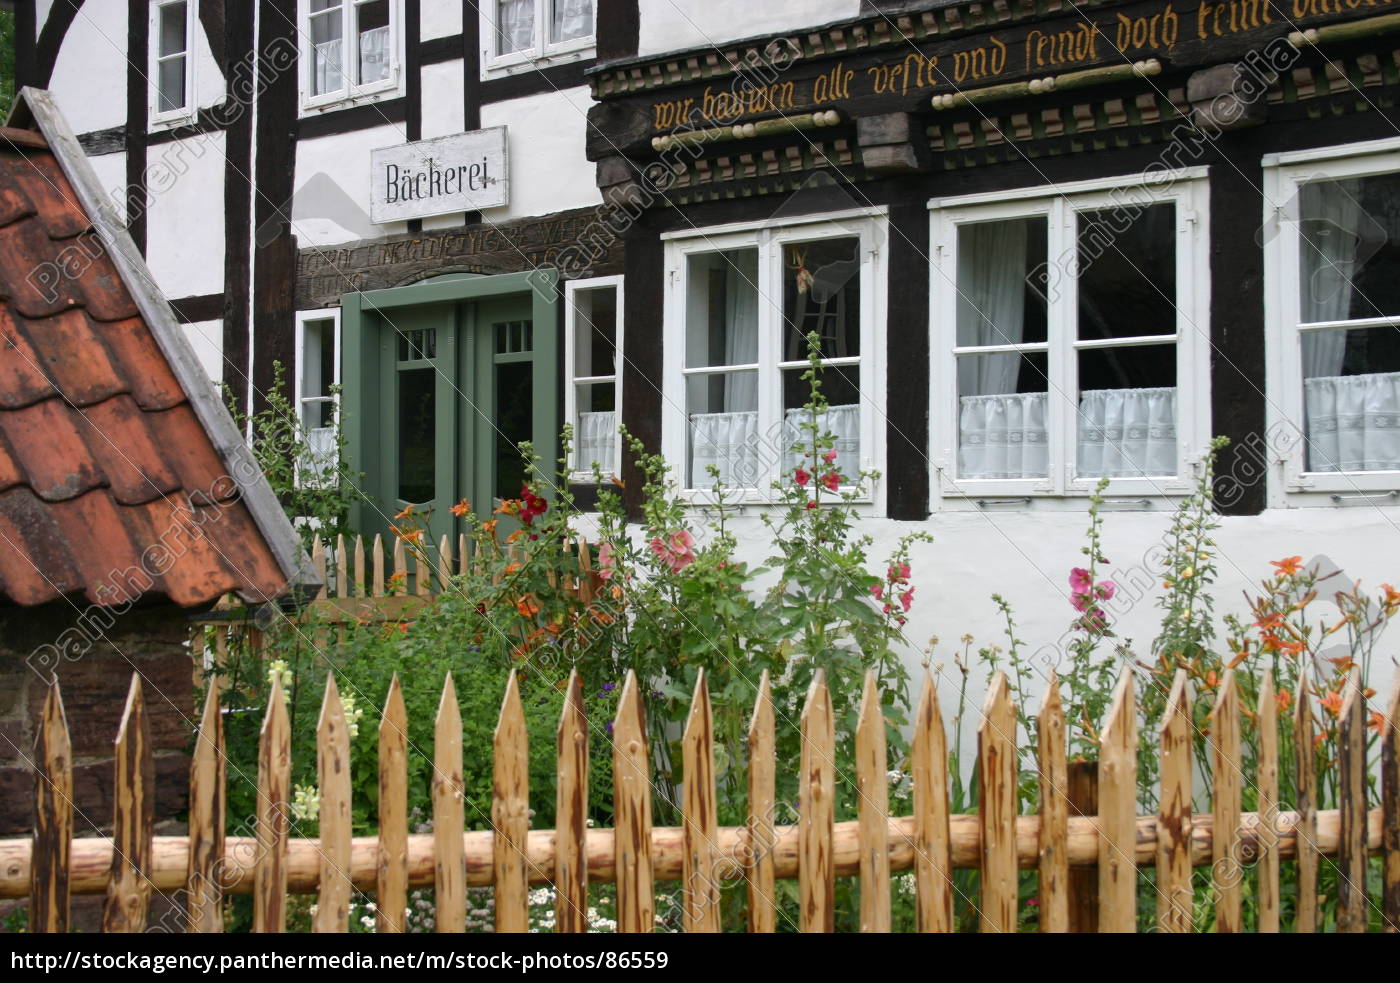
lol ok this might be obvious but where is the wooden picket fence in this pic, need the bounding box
[4,664,1399,933]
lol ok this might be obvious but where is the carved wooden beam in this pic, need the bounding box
[931,59,1163,111]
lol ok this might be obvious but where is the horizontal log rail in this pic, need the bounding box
[0,807,1380,899]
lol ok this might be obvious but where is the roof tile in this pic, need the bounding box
[0,127,296,608]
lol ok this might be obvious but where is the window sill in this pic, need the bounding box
[481,44,595,81]
[299,81,403,117]
[149,109,197,132]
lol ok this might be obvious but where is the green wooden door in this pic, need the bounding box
[367,288,557,553]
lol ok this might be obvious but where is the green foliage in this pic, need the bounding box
[224,360,359,551]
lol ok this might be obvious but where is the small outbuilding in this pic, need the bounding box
[0,89,316,925]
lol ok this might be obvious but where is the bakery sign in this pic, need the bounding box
[370,127,509,223]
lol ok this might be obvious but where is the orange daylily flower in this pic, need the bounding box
[1204,670,1219,689]
[1276,690,1293,713]
[450,498,472,518]
[1327,656,1355,671]
[503,562,522,575]
[515,595,541,618]
[1382,583,1400,608]
[1320,690,1344,717]
[1370,710,1388,732]
[1271,555,1305,576]
[394,504,416,520]
[1254,612,1285,631]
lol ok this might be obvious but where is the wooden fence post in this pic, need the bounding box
[493,670,529,933]
[682,670,720,933]
[1337,673,1368,933]
[1382,674,1400,933]
[187,685,225,933]
[555,670,589,934]
[1211,670,1242,934]
[1066,760,1099,932]
[747,671,776,934]
[799,670,835,933]
[1037,672,1068,933]
[1256,670,1280,933]
[1294,676,1317,933]
[31,679,71,934]
[315,676,352,933]
[1097,668,1136,933]
[252,675,290,934]
[1156,669,1192,934]
[978,672,1016,933]
[856,670,891,933]
[433,675,466,933]
[912,672,952,933]
[613,670,653,933]
[377,675,408,933]
[103,674,152,933]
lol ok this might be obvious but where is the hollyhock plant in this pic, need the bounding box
[794,467,811,487]
[649,529,697,574]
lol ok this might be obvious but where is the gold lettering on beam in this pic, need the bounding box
[1026,22,1098,70]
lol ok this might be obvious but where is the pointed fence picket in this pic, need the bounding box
[7,665,1400,934]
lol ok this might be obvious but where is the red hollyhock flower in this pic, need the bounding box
[794,467,811,487]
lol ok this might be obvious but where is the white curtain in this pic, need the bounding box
[958,393,1048,479]
[358,25,390,84]
[552,0,593,41]
[576,410,616,474]
[1078,387,1177,478]
[1305,372,1400,472]
[956,220,1029,396]
[498,0,535,53]
[724,261,759,411]
[1300,179,1361,377]
[690,411,762,488]
[781,405,861,473]
[313,39,344,95]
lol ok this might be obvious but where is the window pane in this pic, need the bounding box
[1077,344,1177,478]
[574,381,616,473]
[687,370,762,488]
[956,217,1048,348]
[498,0,536,54]
[1300,173,1400,322]
[782,237,860,361]
[572,286,617,378]
[355,0,391,84]
[1303,325,1400,471]
[686,249,759,369]
[495,361,533,500]
[397,368,434,503]
[159,2,186,57]
[551,0,593,42]
[1076,202,1176,340]
[157,57,186,113]
[956,351,1048,480]
[310,5,345,95]
[301,319,336,429]
[782,365,860,478]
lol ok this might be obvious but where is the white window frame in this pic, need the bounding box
[479,0,596,80]
[297,0,404,114]
[1264,136,1400,507]
[295,307,342,485]
[564,275,624,480]
[928,168,1211,509]
[661,208,888,511]
[148,0,197,130]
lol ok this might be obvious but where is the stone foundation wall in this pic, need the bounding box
[0,604,196,930]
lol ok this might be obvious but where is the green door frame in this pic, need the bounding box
[341,270,560,538]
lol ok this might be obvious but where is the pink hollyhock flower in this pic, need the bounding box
[794,467,811,487]
[821,471,840,492]
[900,588,915,613]
[1071,593,1090,613]
[1095,580,1117,600]
[1069,567,1093,595]
[888,563,911,583]
[598,541,616,581]
[823,448,837,464]
[668,529,695,556]
[870,584,884,600]
[649,529,696,574]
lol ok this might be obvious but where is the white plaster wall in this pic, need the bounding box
[193,10,228,111]
[421,60,465,139]
[637,0,861,56]
[421,0,463,40]
[85,151,128,224]
[48,1,129,133]
[293,124,409,247]
[479,86,601,222]
[182,318,224,387]
[144,132,227,298]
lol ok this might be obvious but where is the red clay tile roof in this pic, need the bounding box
[0,126,289,607]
